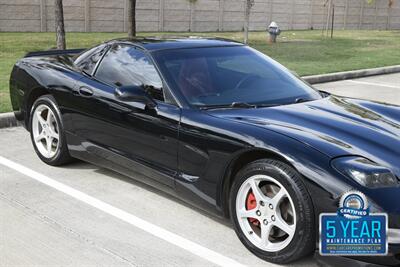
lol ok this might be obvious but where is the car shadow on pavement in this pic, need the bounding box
[59,161,368,267]
[59,160,231,226]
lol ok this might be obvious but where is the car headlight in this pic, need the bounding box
[331,156,398,188]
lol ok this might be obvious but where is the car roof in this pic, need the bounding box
[105,36,244,51]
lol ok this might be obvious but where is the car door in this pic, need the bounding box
[70,43,180,188]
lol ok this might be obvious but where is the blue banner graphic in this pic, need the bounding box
[319,191,388,256]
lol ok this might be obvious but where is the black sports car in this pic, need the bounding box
[9,37,400,265]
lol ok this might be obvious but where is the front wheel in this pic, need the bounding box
[230,159,315,264]
[29,95,73,166]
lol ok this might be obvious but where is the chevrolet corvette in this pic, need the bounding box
[9,37,400,265]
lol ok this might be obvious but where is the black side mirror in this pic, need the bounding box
[115,85,156,109]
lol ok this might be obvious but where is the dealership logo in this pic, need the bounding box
[338,191,369,219]
[320,190,388,256]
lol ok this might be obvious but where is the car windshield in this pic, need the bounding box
[152,46,322,108]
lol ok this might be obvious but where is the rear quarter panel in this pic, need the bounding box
[9,55,82,131]
[9,64,23,120]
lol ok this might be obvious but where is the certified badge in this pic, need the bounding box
[320,190,388,256]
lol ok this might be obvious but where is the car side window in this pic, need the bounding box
[95,44,164,101]
[75,44,108,75]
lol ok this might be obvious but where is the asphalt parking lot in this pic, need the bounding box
[1,73,399,267]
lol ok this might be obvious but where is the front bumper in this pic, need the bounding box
[388,228,400,244]
[316,229,400,266]
[382,229,400,266]
[381,229,400,266]
[345,229,400,266]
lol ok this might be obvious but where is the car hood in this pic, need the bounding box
[207,95,400,176]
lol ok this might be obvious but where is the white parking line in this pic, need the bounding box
[0,156,246,267]
[347,80,400,89]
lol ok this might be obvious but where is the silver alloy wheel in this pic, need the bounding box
[32,104,60,159]
[236,174,297,252]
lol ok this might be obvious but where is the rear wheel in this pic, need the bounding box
[29,95,73,166]
[230,159,315,264]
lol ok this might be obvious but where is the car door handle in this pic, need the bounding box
[79,87,93,97]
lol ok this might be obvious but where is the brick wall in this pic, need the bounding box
[0,0,399,32]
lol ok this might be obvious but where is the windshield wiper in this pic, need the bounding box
[294,98,312,103]
[230,102,256,108]
[199,102,256,110]
[255,103,281,108]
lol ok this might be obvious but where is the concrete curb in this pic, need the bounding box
[0,112,20,129]
[303,65,400,84]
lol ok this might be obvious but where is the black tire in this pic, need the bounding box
[229,159,315,264]
[29,94,73,166]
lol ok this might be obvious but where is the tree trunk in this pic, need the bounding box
[55,0,66,50]
[244,18,249,44]
[244,0,253,44]
[128,0,136,37]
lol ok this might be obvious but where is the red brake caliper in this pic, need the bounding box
[246,191,260,226]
